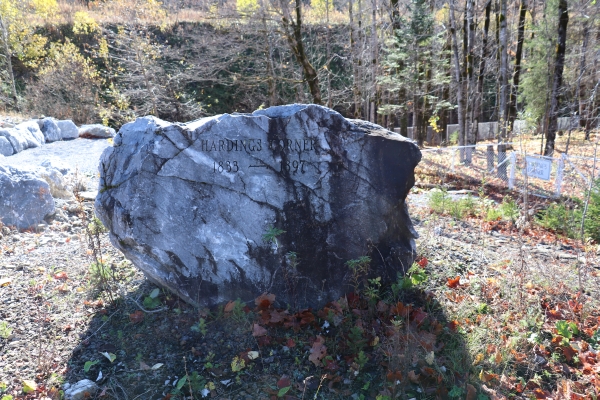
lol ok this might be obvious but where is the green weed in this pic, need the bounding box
[0,321,12,339]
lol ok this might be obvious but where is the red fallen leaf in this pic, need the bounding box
[447,276,461,288]
[417,257,428,268]
[308,335,327,366]
[547,308,563,319]
[257,336,271,347]
[298,309,315,326]
[252,323,268,337]
[346,292,360,308]
[533,388,551,399]
[129,310,144,324]
[560,345,576,362]
[324,358,339,371]
[386,370,402,382]
[277,377,291,389]
[286,338,296,348]
[54,271,68,280]
[421,366,435,376]
[407,370,420,383]
[269,309,288,324]
[447,320,459,331]
[390,302,412,317]
[255,293,275,309]
[410,308,427,326]
[162,394,172,400]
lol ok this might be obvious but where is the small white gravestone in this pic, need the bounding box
[525,156,552,181]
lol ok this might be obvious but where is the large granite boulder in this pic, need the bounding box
[96,105,421,308]
[79,124,116,139]
[56,120,79,140]
[37,117,62,142]
[0,165,55,229]
[0,122,45,155]
[0,136,12,156]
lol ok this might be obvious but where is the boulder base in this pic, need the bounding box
[96,105,421,308]
[0,165,55,229]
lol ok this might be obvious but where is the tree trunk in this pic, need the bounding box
[0,15,19,111]
[449,0,465,158]
[497,0,508,179]
[508,0,527,133]
[280,0,322,105]
[545,0,569,156]
[473,0,491,151]
[464,0,476,164]
[577,20,590,140]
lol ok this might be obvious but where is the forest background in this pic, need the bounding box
[0,0,599,156]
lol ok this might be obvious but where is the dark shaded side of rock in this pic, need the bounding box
[95,104,421,308]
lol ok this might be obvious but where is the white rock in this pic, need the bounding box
[37,118,61,142]
[63,379,98,400]
[56,120,79,140]
[79,124,116,139]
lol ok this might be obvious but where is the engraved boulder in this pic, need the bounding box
[95,104,421,308]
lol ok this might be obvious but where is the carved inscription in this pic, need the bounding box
[201,137,318,173]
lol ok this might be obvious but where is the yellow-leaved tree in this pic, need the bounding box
[0,0,57,110]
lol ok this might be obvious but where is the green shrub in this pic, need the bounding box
[429,188,450,214]
[499,196,520,222]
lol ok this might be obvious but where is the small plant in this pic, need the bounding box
[364,277,381,304]
[83,359,99,372]
[191,317,208,336]
[499,196,520,222]
[262,226,286,246]
[429,188,450,214]
[346,256,371,293]
[485,207,503,222]
[348,326,367,354]
[391,263,427,296]
[0,321,12,339]
[142,288,161,310]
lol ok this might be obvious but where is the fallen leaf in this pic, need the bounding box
[561,345,576,362]
[151,363,163,370]
[417,257,428,268]
[286,338,296,348]
[139,361,150,370]
[100,352,116,363]
[252,323,267,337]
[224,301,236,313]
[386,371,402,382]
[129,310,144,324]
[247,351,259,360]
[22,379,37,393]
[54,271,68,280]
[479,369,498,382]
[447,276,461,288]
[408,370,420,383]
[308,335,327,366]
[466,384,477,400]
[0,277,11,287]
[277,377,291,389]
[255,293,275,309]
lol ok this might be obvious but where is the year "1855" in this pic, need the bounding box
[213,161,239,172]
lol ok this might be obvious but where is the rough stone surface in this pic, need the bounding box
[0,122,45,155]
[63,379,98,400]
[0,136,12,156]
[38,166,74,199]
[96,104,421,308]
[15,121,45,148]
[0,165,55,229]
[79,124,116,139]
[56,119,79,140]
[37,117,62,142]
